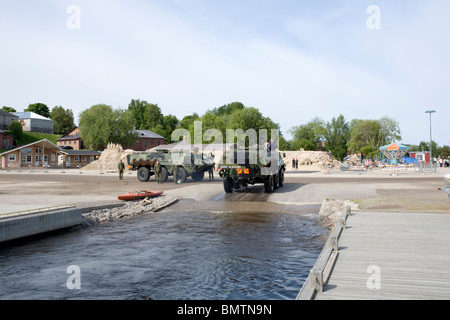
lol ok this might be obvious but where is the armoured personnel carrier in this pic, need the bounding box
[218,149,286,193]
[127,149,215,183]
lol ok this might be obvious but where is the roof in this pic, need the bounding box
[0,110,19,118]
[61,150,101,156]
[135,130,165,140]
[0,139,62,156]
[57,134,81,141]
[379,142,409,151]
[12,112,53,121]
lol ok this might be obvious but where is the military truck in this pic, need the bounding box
[127,149,215,183]
[218,149,286,193]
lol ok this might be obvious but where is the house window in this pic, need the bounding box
[81,156,86,162]
[90,156,95,162]
[9,154,16,161]
[21,148,32,163]
[74,156,80,161]
[51,154,56,161]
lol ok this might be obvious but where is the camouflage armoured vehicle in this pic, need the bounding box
[127,149,215,183]
[218,149,286,193]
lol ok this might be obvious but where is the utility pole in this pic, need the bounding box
[425,110,436,168]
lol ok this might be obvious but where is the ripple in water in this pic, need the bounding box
[0,205,328,300]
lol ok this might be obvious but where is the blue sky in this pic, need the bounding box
[1,0,448,146]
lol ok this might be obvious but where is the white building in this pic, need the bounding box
[12,112,54,134]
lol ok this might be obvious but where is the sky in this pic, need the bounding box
[0,0,448,146]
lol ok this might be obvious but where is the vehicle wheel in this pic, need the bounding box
[264,175,274,193]
[161,167,168,182]
[191,171,204,182]
[177,167,188,183]
[278,168,285,187]
[274,173,279,189]
[224,178,233,193]
[137,167,150,182]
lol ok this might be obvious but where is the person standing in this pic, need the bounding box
[173,163,178,184]
[154,159,162,184]
[118,160,125,180]
[209,166,214,181]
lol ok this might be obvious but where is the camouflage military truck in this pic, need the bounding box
[218,149,286,193]
[127,149,215,183]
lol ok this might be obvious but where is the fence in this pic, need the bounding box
[296,205,351,300]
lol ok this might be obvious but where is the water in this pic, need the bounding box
[0,203,328,300]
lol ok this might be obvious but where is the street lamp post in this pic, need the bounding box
[425,110,436,168]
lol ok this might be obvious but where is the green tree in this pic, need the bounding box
[79,104,136,150]
[50,106,75,134]
[9,121,23,140]
[325,114,350,160]
[438,145,450,159]
[163,114,179,143]
[2,106,16,113]
[127,99,148,130]
[211,101,245,117]
[348,116,401,158]
[144,104,164,130]
[25,103,50,118]
[418,140,439,157]
[289,117,326,151]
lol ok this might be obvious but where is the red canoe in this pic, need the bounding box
[118,190,164,201]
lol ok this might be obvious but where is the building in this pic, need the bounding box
[410,151,431,164]
[0,130,14,150]
[57,127,166,152]
[122,130,166,151]
[60,150,101,168]
[57,127,84,150]
[0,139,63,169]
[0,110,19,130]
[0,139,101,170]
[12,112,54,134]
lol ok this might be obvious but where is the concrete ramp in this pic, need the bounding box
[0,207,82,243]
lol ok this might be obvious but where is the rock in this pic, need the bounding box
[82,195,178,225]
[318,199,356,228]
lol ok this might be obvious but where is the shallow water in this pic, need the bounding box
[0,204,327,300]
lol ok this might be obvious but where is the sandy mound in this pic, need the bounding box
[282,150,341,171]
[82,143,134,172]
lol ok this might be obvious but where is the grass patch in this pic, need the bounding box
[4,131,61,145]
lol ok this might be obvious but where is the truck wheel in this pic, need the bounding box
[191,171,204,182]
[137,167,150,182]
[224,178,233,193]
[177,167,188,183]
[161,167,168,182]
[274,173,279,189]
[264,176,274,193]
[278,168,285,187]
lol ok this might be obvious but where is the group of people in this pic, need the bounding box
[291,158,299,170]
[434,157,450,167]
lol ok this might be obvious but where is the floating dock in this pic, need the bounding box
[298,209,450,300]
